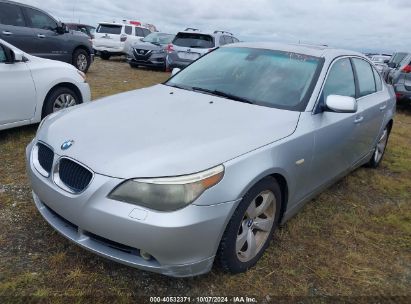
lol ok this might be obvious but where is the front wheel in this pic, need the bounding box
[217,177,281,273]
[73,49,90,72]
[367,126,390,168]
[42,87,80,118]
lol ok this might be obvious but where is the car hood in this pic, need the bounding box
[38,84,300,179]
[131,41,164,50]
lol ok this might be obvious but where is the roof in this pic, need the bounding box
[226,42,366,59]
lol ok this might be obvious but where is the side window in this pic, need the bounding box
[142,28,150,37]
[25,8,57,30]
[135,27,144,37]
[124,26,132,35]
[0,45,7,63]
[322,58,356,103]
[352,58,376,97]
[373,68,382,91]
[219,36,226,46]
[0,3,26,27]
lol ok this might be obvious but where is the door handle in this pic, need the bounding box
[379,104,387,111]
[2,31,12,36]
[37,34,46,38]
[354,116,364,124]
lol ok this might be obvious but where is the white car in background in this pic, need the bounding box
[0,39,91,131]
[93,21,153,60]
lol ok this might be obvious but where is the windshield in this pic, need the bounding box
[142,32,174,44]
[166,47,323,111]
[172,33,215,48]
[97,24,122,35]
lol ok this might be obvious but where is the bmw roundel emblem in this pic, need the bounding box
[61,140,74,150]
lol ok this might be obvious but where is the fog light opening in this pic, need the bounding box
[140,250,152,261]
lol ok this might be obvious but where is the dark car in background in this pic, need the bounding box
[381,52,411,83]
[66,23,96,39]
[0,0,93,72]
[390,55,411,102]
[127,32,174,71]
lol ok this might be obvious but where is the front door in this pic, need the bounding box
[0,44,36,125]
[309,57,361,189]
[22,7,68,62]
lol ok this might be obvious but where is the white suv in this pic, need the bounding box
[93,21,153,60]
[167,29,240,70]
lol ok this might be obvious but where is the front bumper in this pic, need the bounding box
[26,141,239,277]
[78,82,91,103]
[166,53,193,70]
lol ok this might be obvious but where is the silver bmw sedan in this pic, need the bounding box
[26,42,396,277]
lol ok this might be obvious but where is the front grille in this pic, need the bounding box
[133,48,151,58]
[37,143,54,175]
[58,158,93,193]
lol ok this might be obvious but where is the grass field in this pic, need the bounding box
[0,58,410,302]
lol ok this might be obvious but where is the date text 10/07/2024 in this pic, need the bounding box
[149,296,257,303]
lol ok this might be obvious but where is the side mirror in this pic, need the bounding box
[383,59,389,64]
[171,68,181,76]
[325,95,357,113]
[56,22,68,34]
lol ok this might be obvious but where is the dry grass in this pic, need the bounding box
[0,58,410,302]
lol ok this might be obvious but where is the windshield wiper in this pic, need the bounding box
[192,87,254,104]
[165,83,193,91]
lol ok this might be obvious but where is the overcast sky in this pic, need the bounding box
[18,0,410,53]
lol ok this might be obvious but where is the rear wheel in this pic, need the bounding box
[72,49,90,72]
[217,177,281,273]
[42,87,80,118]
[367,126,390,168]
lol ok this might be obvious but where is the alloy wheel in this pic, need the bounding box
[77,54,88,72]
[374,128,388,164]
[236,190,276,262]
[53,94,77,112]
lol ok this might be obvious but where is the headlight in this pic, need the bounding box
[108,165,224,211]
[151,49,165,54]
[77,70,86,82]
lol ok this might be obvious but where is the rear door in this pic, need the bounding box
[351,58,386,161]
[0,2,36,52]
[23,6,67,61]
[0,43,37,125]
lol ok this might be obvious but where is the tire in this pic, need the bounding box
[100,53,111,60]
[129,63,139,69]
[72,49,90,73]
[367,125,390,168]
[217,177,281,273]
[42,87,80,118]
